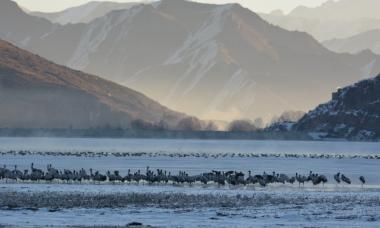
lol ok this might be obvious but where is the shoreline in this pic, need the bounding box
[0,128,310,141]
[1,150,380,160]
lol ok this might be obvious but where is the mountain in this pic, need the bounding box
[323,29,380,55]
[2,0,380,122]
[260,0,380,41]
[30,1,140,25]
[0,39,184,129]
[260,12,380,42]
[295,74,380,140]
[290,0,380,21]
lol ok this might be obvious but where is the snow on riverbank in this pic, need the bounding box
[1,185,380,227]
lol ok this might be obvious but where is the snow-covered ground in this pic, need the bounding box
[2,204,378,228]
[0,138,380,227]
[1,184,380,227]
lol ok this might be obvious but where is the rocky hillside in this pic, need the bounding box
[0,39,184,129]
[295,74,380,140]
[2,0,380,122]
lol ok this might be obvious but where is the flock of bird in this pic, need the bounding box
[2,150,380,160]
[0,163,366,188]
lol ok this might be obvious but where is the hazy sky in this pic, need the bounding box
[14,0,331,13]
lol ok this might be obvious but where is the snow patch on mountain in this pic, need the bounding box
[164,5,231,65]
[20,37,30,47]
[360,59,376,79]
[266,121,296,132]
[40,24,59,40]
[163,5,232,103]
[204,69,256,119]
[178,44,218,96]
[125,66,153,85]
[67,6,143,70]
[152,1,161,9]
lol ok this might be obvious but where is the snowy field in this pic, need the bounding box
[0,138,380,227]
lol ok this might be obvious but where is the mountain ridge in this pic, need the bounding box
[260,0,380,41]
[30,1,140,25]
[290,0,380,21]
[323,29,380,55]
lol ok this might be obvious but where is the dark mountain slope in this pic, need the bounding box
[295,74,380,140]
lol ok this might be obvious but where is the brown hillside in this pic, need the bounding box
[0,39,184,128]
